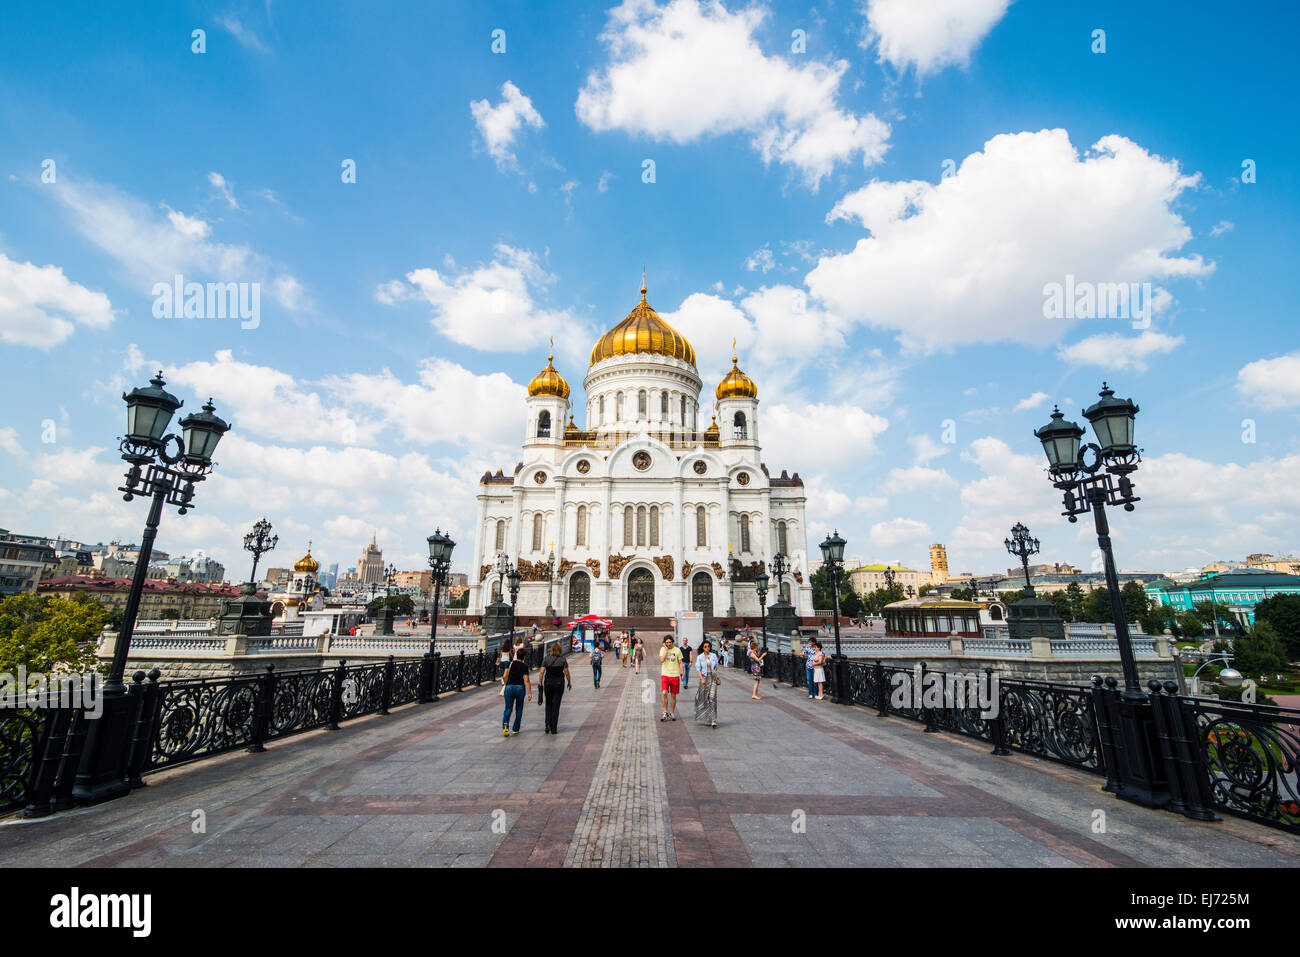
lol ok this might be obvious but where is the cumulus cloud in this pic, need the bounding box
[810,130,1211,353]
[378,244,586,357]
[1235,352,1300,410]
[884,466,956,493]
[208,171,239,210]
[0,252,115,348]
[470,81,545,169]
[1012,391,1050,412]
[863,0,1010,76]
[1057,330,1183,372]
[576,0,889,188]
[763,401,890,471]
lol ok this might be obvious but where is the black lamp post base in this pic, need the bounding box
[765,602,798,636]
[71,693,136,804]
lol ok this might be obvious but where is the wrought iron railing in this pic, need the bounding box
[730,649,1300,834]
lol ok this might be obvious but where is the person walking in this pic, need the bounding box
[747,639,766,700]
[659,635,684,722]
[501,646,532,736]
[694,638,720,728]
[633,637,645,674]
[808,639,827,700]
[590,637,604,689]
[540,642,572,734]
[680,640,692,690]
[497,638,513,697]
[803,639,819,699]
[621,632,631,668]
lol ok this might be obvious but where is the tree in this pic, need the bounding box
[1063,582,1086,620]
[447,590,469,609]
[1044,590,1074,622]
[950,587,974,602]
[1081,587,1113,623]
[1141,606,1175,636]
[1120,581,1149,624]
[1253,594,1300,657]
[158,607,181,620]
[917,583,935,597]
[1000,588,1027,606]
[1232,621,1289,679]
[1176,609,1204,638]
[0,593,104,675]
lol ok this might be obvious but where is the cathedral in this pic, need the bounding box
[467,281,813,622]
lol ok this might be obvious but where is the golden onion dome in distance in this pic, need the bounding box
[715,347,757,400]
[589,280,697,368]
[293,542,319,574]
[527,341,570,399]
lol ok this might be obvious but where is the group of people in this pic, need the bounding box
[656,635,723,728]
[743,637,828,700]
[500,637,574,736]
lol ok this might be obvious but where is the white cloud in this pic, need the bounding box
[810,130,1211,353]
[576,0,890,188]
[908,433,949,466]
[598,171,615,192]
[763,402,890,470]
[218,15,270,53]
[0,252,114,348]
[745,246,776,273]
[470,81,545,170]
[379,244,586,357]
[1057,330,1183,372]
[866,517,933,554]
[884,466,955,493]
[208,171,240,210]
[657,292,754,386]
[1236,351,1300,410]
[1209,220,1234,238]
[1012,391,1050,412]
[864,0,1010,76]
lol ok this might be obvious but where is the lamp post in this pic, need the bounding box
[507,566,521,641]
[77,372,229,803]
[426,528,455,654]
[1005,522,1040,597]
[819,530,847,703]
[725,543,738,619]
[243,517,277,592]
[1035,382,1164,806]
[755,567,769,650]
[544,544,556,621]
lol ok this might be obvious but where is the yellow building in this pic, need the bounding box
[848,563,923,595]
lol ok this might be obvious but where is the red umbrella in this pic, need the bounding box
[566,616,612,629]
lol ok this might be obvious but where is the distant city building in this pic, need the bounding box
[358,537,384,585]
[38,576,241,619]
[324,563,339,589]
[848,564,923,595]
[928,544,949,586]
[149,554,226,584]
[0,538,57,595]
[1147,569,1300,627]
[393,569,433,597]
[1244,553,1300,575]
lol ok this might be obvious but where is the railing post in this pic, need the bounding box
[987,667,1011,756]
[1162,681,1219,821]
[327,660,347,730]
[381,656,395,715]
[53,702,91,813]
[921,662,939,732]
[475,651,485,686]
[247,665,275,753]
[1145,679,1188,816]
[21,702,64,818]
[456,650,466,692]
[419,652,434,703]
[875,661,890,717]
[430,652,442,702]
[125,669,163,787]
[1091,676,1122,795]
[121,671,150,789]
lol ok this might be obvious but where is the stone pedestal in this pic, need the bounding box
[1007,597,1066,641]
[765,602,799,636]
[374,606,395,636]
[217,586,273,637]
[482,601,514,637]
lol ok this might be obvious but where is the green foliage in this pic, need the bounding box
[158,607,181,620]
[1253,594,1300,657]
[1000,588,1027,606]
[0,593,105,674]
[368,594,415,615]
[1080,587,1113,623]
[1043,590,1074,622]
[1120,581,1149,623]
[1064,582,1086,620]
[917,583,934,597]
[1232,621,1289,678]
[1140,606,1175,636]
[860,585,904,616]
[447,590,470,609]
[949,587,974,602]
[1176,609,1204,638]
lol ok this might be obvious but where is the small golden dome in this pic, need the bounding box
[527,345,570,399]
[704,414,719,437]
[590,282,696,368]
[715,353,757,400]
[294,543,319,574]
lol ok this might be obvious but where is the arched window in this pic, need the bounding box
[733,412,747,439]
[696,506,706,546]
[616,392,624,418]
[623,506,633,547]
[636,506,646,546]
[660,391,668,417]
[494,520,505,552]
[576,506,587,547]
[650,506,659,547]
[740,515,751,553]
[598,395,605,422]
[532,514,543,552]
[638,390,647,416]
[537,411,551,438]
[777,521,788,556]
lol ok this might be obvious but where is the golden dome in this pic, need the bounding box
[590,283,696,368]
[294,543,319,574]
[527,345,570,399]
[715,353,757,400]
[704,414,719,438]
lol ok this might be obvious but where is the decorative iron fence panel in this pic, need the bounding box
[0,708,45,814]
[1183,696,1300,834]
[998,679,1103,772]
[390,660,424,707]
[339,663,388,721]
[267,668,335,740]
[150,674,262,771]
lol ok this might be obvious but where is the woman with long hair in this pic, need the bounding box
[694,638,720,728]
[747,639,766,700]
[632,637,646,675]
[540,641,572,734]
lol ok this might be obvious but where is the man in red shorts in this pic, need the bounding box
[659,635,683,722]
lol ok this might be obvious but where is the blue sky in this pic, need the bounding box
[1,0,1297,580]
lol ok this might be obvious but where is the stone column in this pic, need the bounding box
[673,477,686,611]
[597,477,613,615]
[552,477,567,618]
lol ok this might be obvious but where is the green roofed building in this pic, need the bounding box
[1146,568,1300,627]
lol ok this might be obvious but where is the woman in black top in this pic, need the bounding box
[501,647,532,736]
[540,642,572,734]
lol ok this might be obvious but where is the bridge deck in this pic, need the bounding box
[2,654,1296,868]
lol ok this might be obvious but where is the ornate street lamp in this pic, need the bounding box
[78,373,229,803]
[1005,522,1040,596]
[755,567,769,650]
[544,544,556,621]
[819,530,847,703]
[242,517,278,592]
[725,543,738,619]
[507,566,521,640]
[426,528,455,654]
[905,584,916,598]
[1036,383,1163,807]
[883,565,897,593]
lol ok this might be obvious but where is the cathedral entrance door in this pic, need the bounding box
[691,572,713,616]
[568,572,590,617]
[627,567,655,616]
